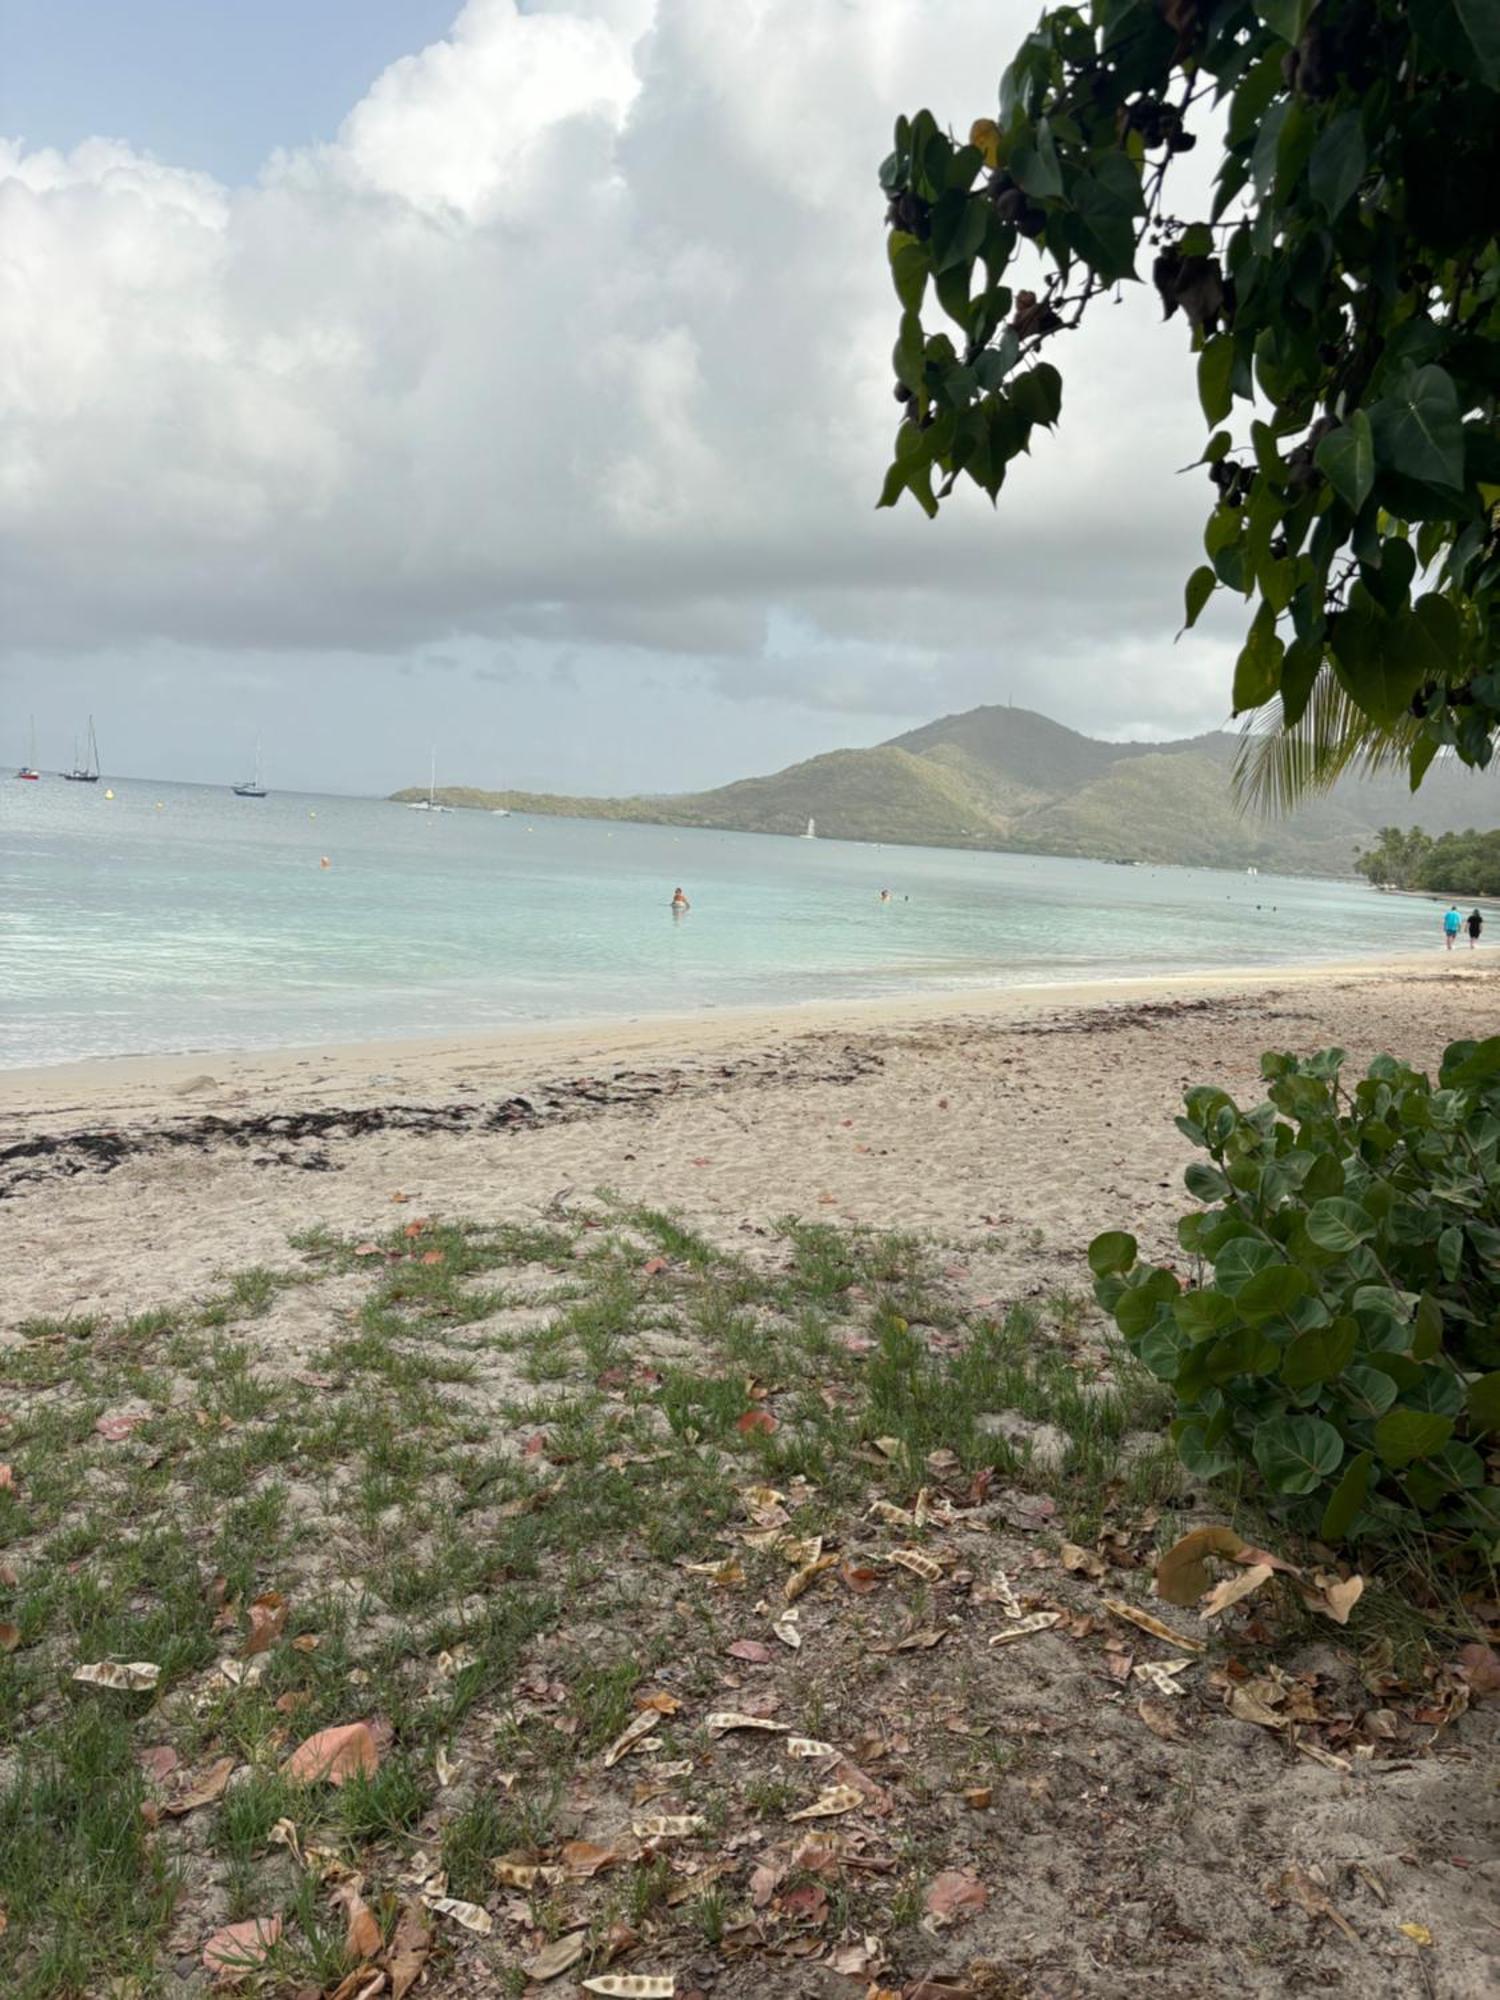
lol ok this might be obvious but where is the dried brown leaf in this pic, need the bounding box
[386,1902,431,2000]
[421,1891,492,1935]
[283,1721,379,1786]
[524,1929,588,1980]
[603,1709,662,1767]
[562,1839,624,1879]
[1136,1697,1190,1743]
[1200,1563,1275,1619]
[705,1712,788,1737]
[787,1783,863,1821]
[1103,1598,1205,1651]
[924,1868,988,1925]
[163,1756,236,1817]
[1456,1642,1500,1694]
[726,1638,772,1663]
[0,1623,19,1653]
[243,1591,287,1658]
[73,1660,159,1691]
[785,1554,838,1603]
[1058,1540,1106,1579]
[631,1814,704,1841]
[987,1612,1062,1646]
[1153,1526,1249,1606]
[202,1916,282,1979]
[786,1736,838,1760]
[333,1882,383,1959]
[582,1977,676,1997]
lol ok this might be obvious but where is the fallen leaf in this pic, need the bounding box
[1136,1697,1189,1743]
[333,1882,382,1959]
[1296,1740,1351,1772]
[632,1814,704,1841]
[785,1554,837,1603]
[421,1891,492,1934]
[1273,1864,1358,1942]
[888,1548,944,1584]
[0,1623,18,1653]
[1226,1684,1288,1731]
[641,1257,670,1277]
[352,1243,382,1257]
[840,1563,882,1595]
[924,1868,988,1926]
[402,1219,429,1238]
[680,1556,746,1586]
[603,1710,663,1768]
[786,1736,838,1760]
[1154,1526,1250,1606]
[202,1916,282,1978]
[788,1783,863,1821]
[283,1722,379,1786]
[1456,1642,1500,1694]
[1058,1540,1106,1579]
[434,1746,460,1787]
[562,1840,624,1879]
[1103,1598,1205,1651]
[988,1612,1062,1646]
[706,1712,789,1737]
[1302,1570,1365,1625]
[525,1930,588,1981]
[0,1465,14,1492]
[1134,1658,1194,1697]
[726,1638,772,1663]
[163,1756,236,1816]
[94,1411,148,1443]
[963,1786,992,1809]
[772,1609,802,1650]
[634,1690,681,1716]
[1398,1921,1433,1946]
[893,1626,949,1652]
[291,1633,321,1653]
[1200,1563,1275,1619]
[582,1978,676,1997]
[491,1857,563,1890]
[386,1902,431,2000]
[736,1409,777,1436]
[243,1591,287,1658]
[73,1660,159,1691]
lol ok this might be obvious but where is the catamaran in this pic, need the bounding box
[233,738,267,797]
[16,715,39,780]
[63,715,101,782]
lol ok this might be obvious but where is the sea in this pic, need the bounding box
[0,775,1444,1070]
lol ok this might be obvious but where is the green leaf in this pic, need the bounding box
[888,232,929,313]
[1183,565,1216,632]
[1305,1197,1377,1254]
[1369,366,1465,492]
[1239,1265,1311,1322]
[1373,1406,1454,1466]
[1198,336,1234,426]
[1329,601,1426,728]
[1175,1289,1240,1338]
[1412,1292,1444,1360]
[1319,1449,1372,1541]
[1315,411,1375,512]
[1308,110,1367,220]
[1009,363,1062,428]
[1010,117,1062,200]
[1410,0,1500,85]
[1281,1315,1358,1388]
[1337,1364,1399,1419]
[1087,1231,1138,1278]
[1233,605,1285,713]
[1253,1414,1344,1495]
[1467,1370,1500,1432]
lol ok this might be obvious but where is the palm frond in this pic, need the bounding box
[1231,667,1422,818]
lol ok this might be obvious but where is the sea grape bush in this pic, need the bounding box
[1089,1036,1500,1556]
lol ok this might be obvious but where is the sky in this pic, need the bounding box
[0,0,1246,796]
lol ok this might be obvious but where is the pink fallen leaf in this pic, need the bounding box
[924,1868,988,1926]
[642,1257,670,1276]
[0,1465,16,1491]
[243,1591,287,1658]
[333,1881,383,1958]
[736,1409,777,1436]
[727,1638,772,1664]
[202,1915,282,1978]
[0,1622,20,1653]
[283,1721,379,1786]
[94,1411,148,1443]
[420,1249,445,1266]
[352,1243,382,1257]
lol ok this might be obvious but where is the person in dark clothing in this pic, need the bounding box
[1467,908,1483,948]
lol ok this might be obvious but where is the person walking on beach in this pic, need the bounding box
[1443,905,1461,950]
[670,886,690,914]
[1467,908,1484,948]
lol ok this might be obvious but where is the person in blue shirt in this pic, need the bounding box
[1444,905,1461,950]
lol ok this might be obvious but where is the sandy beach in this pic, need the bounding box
[3,951,1488,1330]
[5,953,1500,1998]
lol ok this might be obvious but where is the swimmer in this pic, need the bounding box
[671,886,690,912]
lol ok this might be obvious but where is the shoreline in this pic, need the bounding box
[0,948,1461,1125]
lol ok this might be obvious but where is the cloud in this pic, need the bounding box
[0,0,1237,738]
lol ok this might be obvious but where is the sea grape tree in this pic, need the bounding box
[877,1,1500,785]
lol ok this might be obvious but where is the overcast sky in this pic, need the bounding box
[1,0,1245,796]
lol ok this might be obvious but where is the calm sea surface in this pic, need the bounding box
[0,775,1442,1069]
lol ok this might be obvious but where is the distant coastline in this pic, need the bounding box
[389,700,1499,878]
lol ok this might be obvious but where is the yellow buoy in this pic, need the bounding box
[104,788,114,799]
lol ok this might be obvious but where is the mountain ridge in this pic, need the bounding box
[392,703,1499,875]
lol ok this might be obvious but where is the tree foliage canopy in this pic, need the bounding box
[878,0,1500,788]
[1355,821,1500,892]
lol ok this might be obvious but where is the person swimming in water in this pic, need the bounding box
[671,886,690,912]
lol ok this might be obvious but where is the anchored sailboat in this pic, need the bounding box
[233,738,267,797]
[63,715,101,782]
[16,715,39,780]
[801,817,816,839]
[406,748,451,811]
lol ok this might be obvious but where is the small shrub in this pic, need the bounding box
[1090,1038,1500,1561]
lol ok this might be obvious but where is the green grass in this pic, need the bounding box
[0,1200,1270,1994]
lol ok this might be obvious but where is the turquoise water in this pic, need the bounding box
[1,775,1439,1068]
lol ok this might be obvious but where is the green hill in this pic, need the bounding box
[391,703,1500,874]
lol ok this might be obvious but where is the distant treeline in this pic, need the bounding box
[1355,826,1500,895]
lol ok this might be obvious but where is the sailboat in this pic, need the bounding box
[406,748,450,811]
[16,715,39,780]
[801,817,816,839]
[233,738,267,797]
[63,715,101,782]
